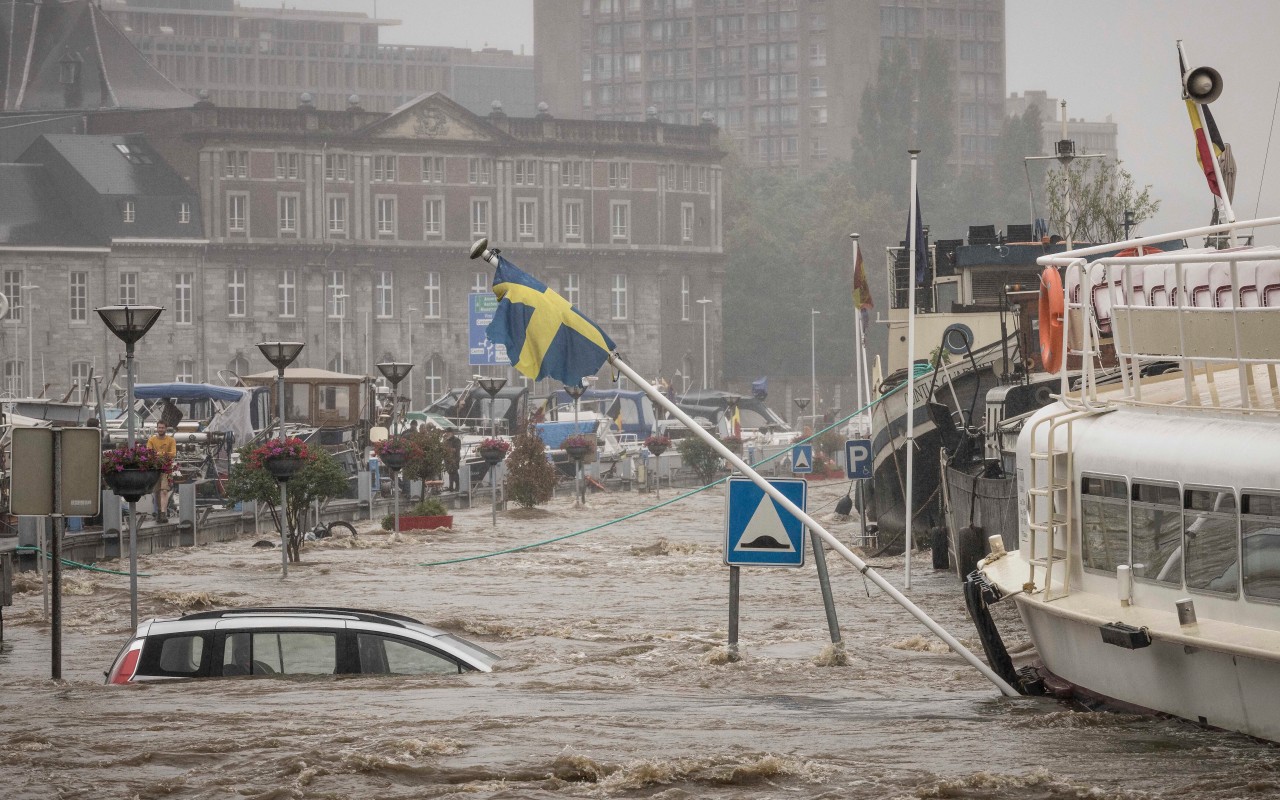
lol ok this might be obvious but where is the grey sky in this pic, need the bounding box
[287,0,1280,238]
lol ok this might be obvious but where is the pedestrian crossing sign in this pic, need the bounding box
[724,477,807,567]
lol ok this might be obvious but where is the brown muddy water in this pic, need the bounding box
[1,481,1276,799]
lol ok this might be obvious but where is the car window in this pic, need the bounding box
[143,634,204,676]
[357,633,461,675]
[222,631,337,676]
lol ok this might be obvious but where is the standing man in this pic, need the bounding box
[147,421,178,522]
[444,431,462,492]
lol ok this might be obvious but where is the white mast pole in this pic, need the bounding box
[851,234,864,417]
[905,149,919,589]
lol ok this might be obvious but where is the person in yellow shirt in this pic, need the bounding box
[146,421,178,522]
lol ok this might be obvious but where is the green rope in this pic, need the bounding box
[15,545,151,577]
[417,372,928,568]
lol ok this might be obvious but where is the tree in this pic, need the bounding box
[1045,158,1160,244]
[504,427,557,508]
[403,427,447,484]
[677,432,726,485]
[225,445,350,562]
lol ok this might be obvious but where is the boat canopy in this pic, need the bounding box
[134,382,247,402]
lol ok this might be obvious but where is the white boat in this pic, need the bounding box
[972,207,1280,742]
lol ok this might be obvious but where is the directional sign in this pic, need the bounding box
[725,477,807,567]
[790,444,813,474]
[845,438,872,480]
[468,292,509,366]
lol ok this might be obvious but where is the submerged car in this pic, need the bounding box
[105,607,499,683]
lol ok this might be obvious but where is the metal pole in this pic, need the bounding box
[809,530,844,650]
[51,431,62,680]
[810,309,819,425]
[574,397,583,506]
[727,565,740,660]
[126,341,139,628]
[393,468,401,533]
[905,149,920,589]
[702,302,708,390]
[277,367,288,577]
[27,291,34,397]
[491,462,498,526]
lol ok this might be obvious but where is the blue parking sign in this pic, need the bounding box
[845,439,872,480]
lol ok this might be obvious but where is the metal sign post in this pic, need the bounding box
[845,438,873,548]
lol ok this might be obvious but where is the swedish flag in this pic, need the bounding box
[485,256,616,385]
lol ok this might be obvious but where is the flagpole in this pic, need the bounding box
[606,352,1016,697]
[851,233,863,423]
[904,149,919,589]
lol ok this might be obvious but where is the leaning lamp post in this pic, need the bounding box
[256,341,304,577]
[96,305,164,628]
[477,376,507,526]
[376,361,413,532]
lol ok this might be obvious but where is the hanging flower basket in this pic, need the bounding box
[247,437,311,482]
[103,468,162,503]
[644,434,671,457]
[562,434,593,462]
[101,443,173,502]
[373,434,418,471]
[263,457,306,481]
[478,437,511,466]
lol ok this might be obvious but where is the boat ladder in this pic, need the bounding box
[1024,405,1110,601]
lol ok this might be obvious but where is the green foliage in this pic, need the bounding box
[678,433,725,485]
[504,427,557,508]
[225,443,350,562]
[411,496,449,517]
[403,427,448,482]
[1046,159,1160,244]
[815,428,844,458]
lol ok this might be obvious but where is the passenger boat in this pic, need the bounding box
[971,210,1280,742]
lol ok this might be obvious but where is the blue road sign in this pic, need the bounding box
[468,293,509,367]
[724,477,807,567]
[790,444,813,474]
[845,438,872,480]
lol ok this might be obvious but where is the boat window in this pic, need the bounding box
[1183,487,1239,596]
[317,384,351,423]
[284,384,310,422]
[1080,474,1128,574]
[1130,480,1182,586]
[1241,491,1280,603]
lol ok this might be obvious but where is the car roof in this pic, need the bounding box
[175,606,435,631]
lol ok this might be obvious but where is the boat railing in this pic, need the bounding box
[1040,215,1280,413]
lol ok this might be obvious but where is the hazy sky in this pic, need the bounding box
[286,0,1280,238]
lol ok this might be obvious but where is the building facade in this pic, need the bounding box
[51,93,726,406]
[1006,90,1120,162]
[100,0,536,116]
[534,0,1005,173]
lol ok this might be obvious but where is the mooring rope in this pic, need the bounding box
[14,545,151,577]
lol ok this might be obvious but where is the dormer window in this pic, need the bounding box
[122,200,136,224]
[114,143,152,165]
[59,53,82,86]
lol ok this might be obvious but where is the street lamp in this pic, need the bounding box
[477,376,506,526]
[377,361,414,536]
[256,341,304,577]
[333,292,349,372]
[696,297,712,390]
[811,308,820,427]
[794,396,810,430]
[20,285,40,397]
[97,304,164,627]
[563,381,587,505]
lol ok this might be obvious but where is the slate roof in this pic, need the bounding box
[0,162,98,246]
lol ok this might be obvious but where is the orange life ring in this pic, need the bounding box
[1038,266,1065,373]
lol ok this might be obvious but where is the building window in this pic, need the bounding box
[561,160,583,187]
[681,275,690,321]
[69,272,87,323]
[178,202,191,224]
[514,159,539,186]
[697,166,708,192]
[376,197,396,237]
[328,271,346,318]
[2,272,20,323]
[423,198,442,237]
[227,194,247,233]
[70,361,91,402]
[278,269,296,317]
[563,200,582,239]
[468,157,492,184]
[224,150,248,178]
[424,272,441,318]
[471,199,490,236]
[122,200,135,223]
[5,361,23,395]
[610,201,630,240]
[175,272,192,324]
[517,199,536,238]
[227,268,246,316]
[421,156,444,183]
[274,152,300,179]
[372,154,397,182]
[563,273,580,307]
[278,194,297,234]
[176,359,194,383]
[611,274,627,319]
[119,272,138,306]
[327,196,348,236]
[472,272,488,294]
[424,355,444,402]
[324,153,349,181]
[681,203,694,241]
[608,161,630,188]
[375,271,393,318]
[810,106,828,125]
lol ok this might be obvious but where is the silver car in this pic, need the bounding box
[106,607,499,683]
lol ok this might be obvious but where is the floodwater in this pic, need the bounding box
[1,480,1276,799]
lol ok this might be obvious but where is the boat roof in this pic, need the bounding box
[241,368,367,384]
[135,382,246,402]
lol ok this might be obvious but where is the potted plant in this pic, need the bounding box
[478,437,512,465]
[643,434,671,457]
[722,434,744,457]
[102,443,175,502]
[247,437,311,482]
[373,434,418,472]
[561,433,594,461]
[388,496,453,531]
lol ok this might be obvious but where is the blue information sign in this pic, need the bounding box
[790,444,813,474]
[468,293,509,366]
[845,438,872,480]
[724,477,807,567]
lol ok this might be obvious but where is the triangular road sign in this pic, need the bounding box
[724,477,807,567]
[733,493,797,552]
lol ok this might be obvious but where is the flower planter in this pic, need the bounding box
[397,514,453,532]
[263,456,305,482]
[479,447,507,466]
[379,451,408,471]
[564,444,592,461]
[103,468,162,502]
[646,442,668,457]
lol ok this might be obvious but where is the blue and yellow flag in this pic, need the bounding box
[485,256,616,385]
